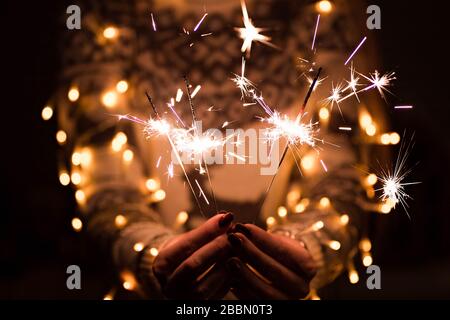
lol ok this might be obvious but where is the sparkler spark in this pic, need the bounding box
[344,36,367,65]
[311,14,320,50]
[376,135,420,218]
[194,13,208,32]
[235,0,274,57]
[150,13,157,31]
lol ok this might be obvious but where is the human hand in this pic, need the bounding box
[153,212,234,299]
[227,223,317,299]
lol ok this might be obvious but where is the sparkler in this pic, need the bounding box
[376,134,420,218]
[344,36,367,65]
[235,0,275,57]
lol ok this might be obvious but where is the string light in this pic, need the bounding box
[59,172,70,186]
[151,189,166,202]
[103,26,118,39]
[80,148,92,167]
[390,132,400,145]
[366,173,378,186]
[56,130,67,145]
[362,253,373,267]
[149,247,159,257]
[176,211,189,225]
[71,217,83,232]
[102,91,118,108]
[133,242,144,252]
[319,107,330,120]
[328,240,341,250]
[277,206,288,218]
[122,149,134,162]
[68,87,79,102]
[313,220,324,231]
[340,214,349,225]
[71,172,82,185]
[72,152,82,166]
[365,123,377,136]
[266,216,276,227]
[75,190,86,205]
[116,80,128,93]
[121,271,137,291]
[114,214,128,228]
[41,106,53,120]
[319,197,331,208]
[145,178,160,192]
[348,269,359,284]
[315,0,333,14]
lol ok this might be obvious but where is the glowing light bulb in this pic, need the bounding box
[102,91,118,108]
[319,197,330,208]
[116,80,128,93]
[176,211,189,225]
[103,26,118,39]
[319,107,330,120]
[340,214,349,225]
[149,247,159,257]
[349,269,359,284]
[315,0,333,13]
[71,217,83,232]
[115,214,128,228]
[71,172,82,185]
[277,206,288,218]
[328,240,341,250]
[41,106,53,121]
[68,87,79,102]
[75,190,86,205]
[366,173,378,186]
[266,216,276,227]
[145,178,160,192]
[133,242,144,252]
[152,189,166,202]
[122,149,134,162]
[59,172,70,186]
[56,130,67,145]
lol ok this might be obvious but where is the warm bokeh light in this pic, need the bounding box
[366,173,378,186]
[313,220,324,231]
[102,91,118,108]
[176,211,189,225]
[133,242,144,252]
[103,26,118,39]
[359,238,372,252]
[145,178,160,192]
[59,172,70,186]
[68,87,79,102]
[152,189,166,202]
[390,132,400,145]
[266,216,276,227]
[315,0,333,13]
[301,155,315,171]
[319,196,331,208]
[277,206,288,218]
[149,247,159,257]
[340,214,349,225]
[349,269,359,284]
[380,133,391,145]
[71,172,82,185]
[41,106,53,121]
[319,107,330,120]
[116,80,129,93]
[75,190,86,205]
[122,149,134,162]
[56,130,67,145]
[362,253,373,267]
[328,240,341,250]
[71,217,83,232]
[115,214,128,228]
[365,123,377,136]
[72,152,82,166]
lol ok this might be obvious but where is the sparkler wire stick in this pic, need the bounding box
[256,67,322,221]
[183,77,219,213]
[145,91,206,218]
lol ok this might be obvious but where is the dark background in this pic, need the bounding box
[1,0,449,299]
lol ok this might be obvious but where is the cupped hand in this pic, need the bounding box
[226,223,317,300]
[153,212,234,299]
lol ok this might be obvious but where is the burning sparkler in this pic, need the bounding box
[376,134,420,218]
[235,0,275,57]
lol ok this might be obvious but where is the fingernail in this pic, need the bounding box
[228,233,242,247]
[219,212,234,228]
[234,223,251,238]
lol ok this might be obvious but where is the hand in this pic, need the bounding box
[152,212,234,299]
[227,223,317,300]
